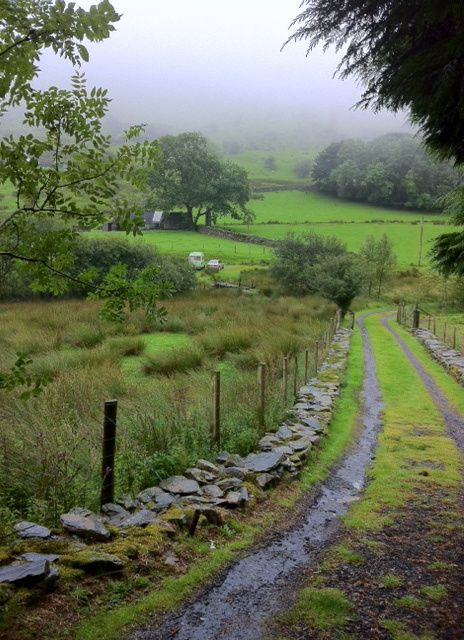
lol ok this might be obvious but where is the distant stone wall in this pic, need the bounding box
[414,329,464,386]
[198,226,277,247]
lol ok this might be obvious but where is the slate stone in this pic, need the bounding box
[20,553,59,563]
[196,459,219,474]
[66,551,124,574]
[138,487,175,510]
[224,454,245,468]
[60,511,110,541]
[216,451,230,464]
[159,475,200,495]
[243,450,287,473]
[115,495,137,512]
[276,425,293,441]
[185,468,216,484]
[0,560,51,586]
[14,521,51,540]
[101,503,129,517]
[163,550,179,567]
[290,438,312,452]
[201,484,224,499]
[224,491,242,507]
[220,466,245,480]
[255,473,275,489]
[195,505,228,525]
[216,477,243,491]
[118,509,162,528]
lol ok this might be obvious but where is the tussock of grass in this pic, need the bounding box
[277,587,352,630]
[142,343,205,376]
[380,618,435,640]
[420,584,447,603]
[394,595,426,610]
[199,326,253,357]
[379,574,404,589]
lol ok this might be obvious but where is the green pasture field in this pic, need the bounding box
[226,149,316,184]
[242,191,445,225]
[225,221,456,266]
[87,230,274,270]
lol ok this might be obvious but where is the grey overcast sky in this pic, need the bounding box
[37,0,412,146]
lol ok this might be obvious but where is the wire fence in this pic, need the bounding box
[397,302,464,353]
[96,308,346,508]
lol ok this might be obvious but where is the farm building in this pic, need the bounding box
[143,211,163,229]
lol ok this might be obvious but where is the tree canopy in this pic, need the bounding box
[0,1,165,394]
[270,234,363,312]
[287,1,464,164]
[0,1,161,319]
[311,134,459,210]
[148,132,253,228]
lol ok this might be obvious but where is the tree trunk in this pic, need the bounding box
[205,209,212,226]
[185,206,195,230]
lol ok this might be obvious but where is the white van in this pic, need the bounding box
[188,252,205,270]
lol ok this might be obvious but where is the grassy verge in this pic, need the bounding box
[69,330,364,640]
[391,318,464,416]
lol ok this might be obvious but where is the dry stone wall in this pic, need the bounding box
[414,329,464,386]
[0,328,351,600]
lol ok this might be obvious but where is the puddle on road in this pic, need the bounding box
[132,314,383,640]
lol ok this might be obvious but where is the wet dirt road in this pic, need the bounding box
[131,312,383,640]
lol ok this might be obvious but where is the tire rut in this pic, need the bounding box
[130,314,383,640]
[381,314,464,453]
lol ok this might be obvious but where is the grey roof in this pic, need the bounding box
[143,211,163,224]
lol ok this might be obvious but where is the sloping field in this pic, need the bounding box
[225,221,455,266]
[88,230,273,265]
[226,150,315,184]
[243,191,444,224]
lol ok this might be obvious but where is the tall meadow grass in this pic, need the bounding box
[0,291,334,529]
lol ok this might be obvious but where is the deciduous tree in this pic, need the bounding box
[148,132,252,228]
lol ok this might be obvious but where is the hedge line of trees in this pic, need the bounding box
[0,237,195,301]
[312,134,460,210]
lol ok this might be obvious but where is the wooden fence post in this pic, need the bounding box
[258,362,266,430]
[427,315,431,331]
[433,317,436,334]
[211,370,220,448]
[412,305,420,329]
[396,305,401,323]
[293,355,298,399]
[283,356,288,402]
[314,340,319,376]
[453,327,457,350]
[304,348,309,385]
[443,323,447,343]
[350,311,355,330]
[100,399,117,508]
